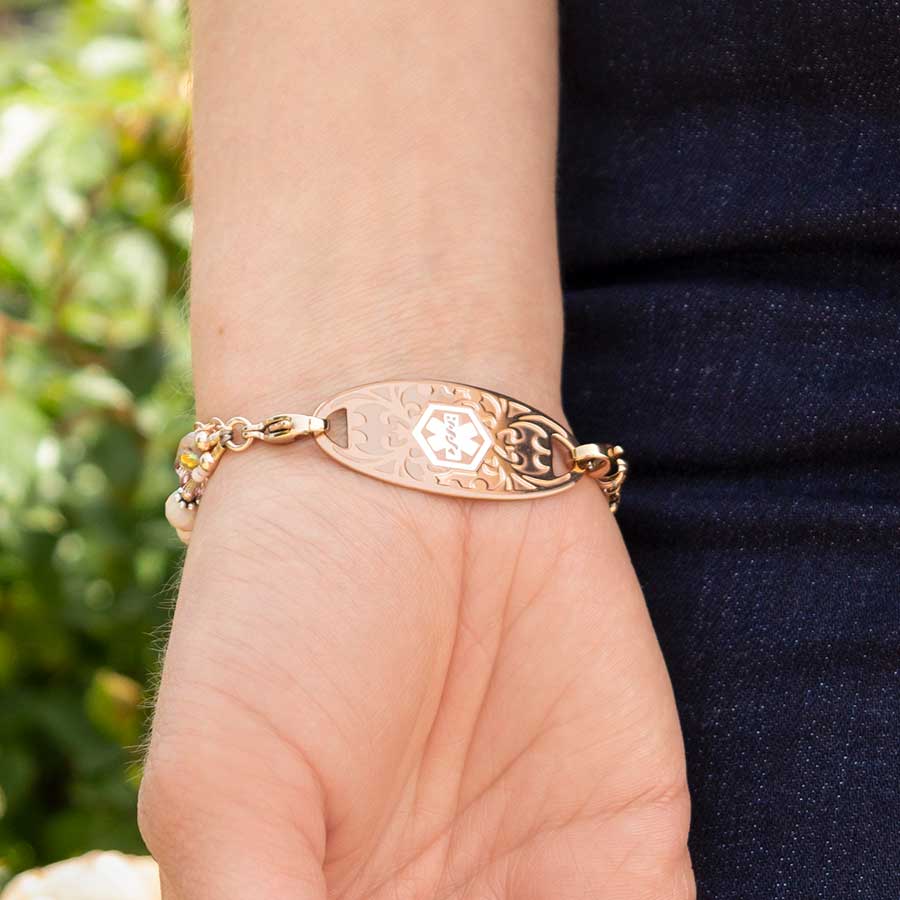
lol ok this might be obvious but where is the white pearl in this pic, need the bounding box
[165,491,195,533]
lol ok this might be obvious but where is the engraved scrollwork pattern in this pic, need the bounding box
[314,381,583,500]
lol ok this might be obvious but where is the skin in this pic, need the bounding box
[139,2,695,898]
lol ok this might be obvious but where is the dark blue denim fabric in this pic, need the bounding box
[557,2,900,896]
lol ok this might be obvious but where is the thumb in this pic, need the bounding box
[140,738,328,900]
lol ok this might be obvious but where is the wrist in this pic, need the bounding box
[189,282,566,422]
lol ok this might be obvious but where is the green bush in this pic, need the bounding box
[0,0,191,882]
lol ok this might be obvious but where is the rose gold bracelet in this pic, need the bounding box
[165,379,627,544]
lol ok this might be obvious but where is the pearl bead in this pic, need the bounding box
[165,491,195,532]
[191,467,207,483]
[195,431,212,451]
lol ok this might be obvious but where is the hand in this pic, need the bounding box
[139,447,694,899]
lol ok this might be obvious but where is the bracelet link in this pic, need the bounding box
[572,443,629,513]
[167,382,628,546]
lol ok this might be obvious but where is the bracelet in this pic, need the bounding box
[165,379,628,544]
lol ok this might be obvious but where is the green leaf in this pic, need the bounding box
[0,395,51,506]
[84,669,143,746]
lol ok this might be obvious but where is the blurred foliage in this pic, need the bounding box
[0,0,191,883]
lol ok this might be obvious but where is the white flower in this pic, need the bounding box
[1,852,159,900]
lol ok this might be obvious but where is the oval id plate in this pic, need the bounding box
[314,380,582,500]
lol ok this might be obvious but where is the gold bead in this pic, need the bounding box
[179,450,200,470]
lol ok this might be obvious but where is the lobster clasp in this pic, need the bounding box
[246,414,327,444]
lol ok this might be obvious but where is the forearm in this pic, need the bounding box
[148,11,695,895]
[189,1,563,419]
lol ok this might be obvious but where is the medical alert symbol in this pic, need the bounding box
[412,403,493,471]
